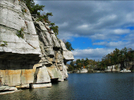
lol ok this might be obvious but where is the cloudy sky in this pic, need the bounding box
[35,0,134,61]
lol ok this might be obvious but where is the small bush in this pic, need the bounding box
[16,27,25,39]
[0,41,8,46]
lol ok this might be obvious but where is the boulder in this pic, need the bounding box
[0,86,18,94]
[32,83,52,88]
[33,64,51,83]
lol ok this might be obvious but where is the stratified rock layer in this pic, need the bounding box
[0,0,74,89]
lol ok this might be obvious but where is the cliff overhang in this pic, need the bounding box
[0,0,74,91]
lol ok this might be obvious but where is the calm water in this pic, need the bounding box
[0,73,134,100]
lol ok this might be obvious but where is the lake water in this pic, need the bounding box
[0,73,134,100]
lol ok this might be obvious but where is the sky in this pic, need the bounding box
[35,0,134,61]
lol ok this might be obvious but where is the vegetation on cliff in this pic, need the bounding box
[21,0,73,50]
[68,47,134,71]
[21,0,58,36]
[65,41,74,51]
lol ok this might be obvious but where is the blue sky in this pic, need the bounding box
[35,0,134,61]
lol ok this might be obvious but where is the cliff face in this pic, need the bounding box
[0,0,74,88]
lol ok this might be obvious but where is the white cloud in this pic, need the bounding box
[126,13,134,22]
[99,14,117,23]
[57,32,77,41]
[72,48,113,60]
[90,33,107,40]
[113,29,130,35]
[34,1,39,4]
[77,24,89,30]
[57,22,68,28]
[107,41,127,47]
[93,41,130,49]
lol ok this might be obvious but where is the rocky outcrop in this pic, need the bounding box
[120,69,131,72]
[105,64,121,72]
[105,61,134,72]
[0,0,74,89]
[79,68,88,73]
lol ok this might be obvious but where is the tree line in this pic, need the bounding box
[68,47,134,71]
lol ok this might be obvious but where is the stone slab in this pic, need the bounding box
[32,83,52,88]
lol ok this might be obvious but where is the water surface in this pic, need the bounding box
[0,73,134,100]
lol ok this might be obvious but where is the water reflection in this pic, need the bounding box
[0,73,134,100]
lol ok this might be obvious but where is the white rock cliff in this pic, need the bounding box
[0,0,74,89]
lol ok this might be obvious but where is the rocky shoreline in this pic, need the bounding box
[68,69,132,73]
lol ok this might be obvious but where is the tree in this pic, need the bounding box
[68,65,74,71]
[21,0,44,15]
[76,59,81,69]
[68,61,75,71]
[84,58,89,68]
[50,25,59,36]
[43,12,53,22]
[65,41,74,51]
[127,48,134,61]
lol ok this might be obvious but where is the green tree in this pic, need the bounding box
[127,48,134,61]
[84,58,89,68]
[50,25,59,36]
[76,59,82,69]
[21,0,44,15]
[43,12,53,22]
[68,65,74,71]
[65,41,74,51]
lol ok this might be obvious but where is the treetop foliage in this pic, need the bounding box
[62,40,74,51]
[65,42,74,51]
[20,0,44,15]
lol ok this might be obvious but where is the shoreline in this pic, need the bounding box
[68,70,133,74]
